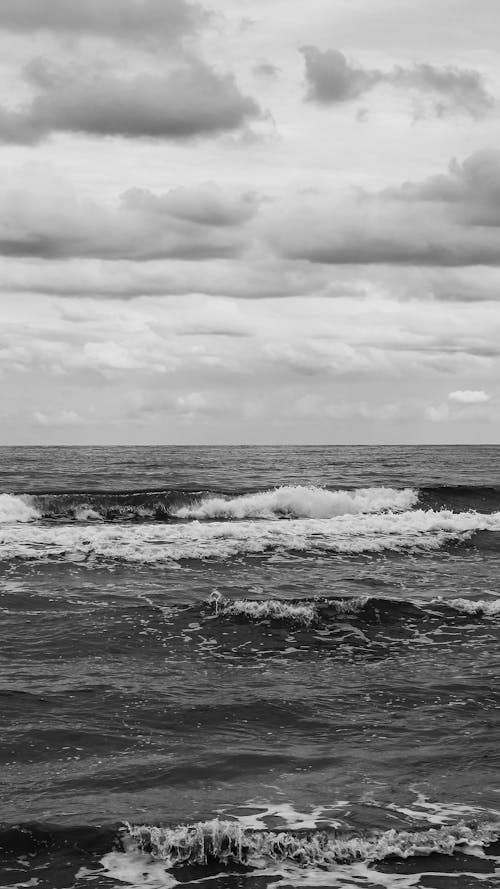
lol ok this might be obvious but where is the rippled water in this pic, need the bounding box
[0,445,499,889]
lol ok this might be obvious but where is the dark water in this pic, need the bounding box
[1,445,500,889]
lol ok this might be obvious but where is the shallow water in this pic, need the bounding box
[0,445,499,888]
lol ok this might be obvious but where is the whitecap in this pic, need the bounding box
[124,817,500,868]
[1,508,500,564]
[0,494,40,524]
[173,485,418,520]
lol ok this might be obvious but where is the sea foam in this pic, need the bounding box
[173,485,418,520]
[445,597,500,617]
[1,509,500,564]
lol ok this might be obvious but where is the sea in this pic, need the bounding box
[1,444,500,889]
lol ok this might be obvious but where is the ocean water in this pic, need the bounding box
[1,444,500,889]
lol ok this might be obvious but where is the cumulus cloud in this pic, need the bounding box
[122,184,260,226]
[0,0,204,45]
[0,60,262,143]
[270,149,500,267]
[300,46,494,117]
[448,389,491,403]
[386,150,500,226]
[0,169,256,261]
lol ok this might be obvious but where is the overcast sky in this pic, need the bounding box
[1,0,499,445]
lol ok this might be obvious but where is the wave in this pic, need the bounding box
[124,818,500,868]
[0,485,417,525]
[172,486,418,520]
[208,591,365,625]
[205,593,500,627]
[1,509,499,563]
[0,493,40,523]
[445,597,500,617]
[3,484,499,526]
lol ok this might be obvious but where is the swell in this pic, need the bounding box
[2,485,500,525]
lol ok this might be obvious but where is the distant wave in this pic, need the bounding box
[124,817,500,868]
[1,508,499,563]
[172,485,418,520]
[2,483,500,525]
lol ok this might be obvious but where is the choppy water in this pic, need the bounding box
[1,445,499,889]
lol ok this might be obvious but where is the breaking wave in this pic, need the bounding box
[209,591,319,625]
[205,593,500,628]
[208,591,365,625]
[1,508,500,564]
[2,484,500,525]
[445,597,500,617]
[172,485,418,520]
[0,493,40,523]
[123,817,500,869]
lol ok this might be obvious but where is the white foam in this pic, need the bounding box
[445,598,500,617]
[209,591,317,625]
[100,848,178,888]
[173,485,418,520]
[0,494,40,524]
[74,506,103,522]
[1,509,499,564]
[215,802,346,831]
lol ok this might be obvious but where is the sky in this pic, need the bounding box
[1,0,500,445]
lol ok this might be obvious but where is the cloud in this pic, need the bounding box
[122,184,260,227]
[33,409,83,426]
[270,150,500,267]
[0,0,204,45]
[0,60,262,144]
[0,169,256,261]
[386,150,500,226]
[300,46,494,117]
[448,389,491,403]
[424,402,450,422]
[301,46,376,103]
[253,62,280,79]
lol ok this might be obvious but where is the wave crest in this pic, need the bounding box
[446,597,500,617]
[125,818,500,869]
[208,591,318,625]
[173,485,418,521]
[208,592,367,625]
[0,494,40,524]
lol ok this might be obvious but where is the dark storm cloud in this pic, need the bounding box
[0,60,262,143]
[300,46,494,116]
[0,0,204,43]
[273,150,500,268]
